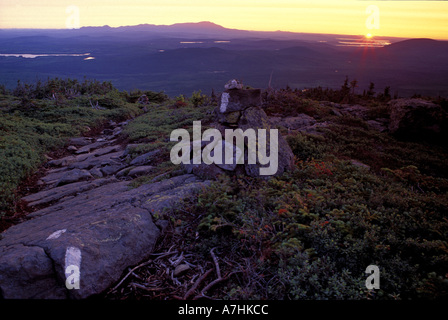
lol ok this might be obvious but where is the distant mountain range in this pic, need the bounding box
[1,22,447,97]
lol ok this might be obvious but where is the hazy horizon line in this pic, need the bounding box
[0,21,418,41]
[2,21,447,42]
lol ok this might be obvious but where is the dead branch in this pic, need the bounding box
[170,252,185,267]
[193,272,240,300]
[190,247,228,300]
[153,250,179,261]
[130,282,165,292]
[107,259,153,294]
[183,268,213,300]
[210,247,221,279]
[108,249,178,294]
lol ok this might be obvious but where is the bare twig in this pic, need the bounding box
[193,278,225,299]
[170,252,185,267]
[108,249,178,294]
[129,269,143,281]
[108,259,153,294]
[130,283,164,292]
[210,247,221,279]
[193,271,240,300]
[153,250,179,261]
[183,268,213,300]
[171,272,182,286]
[190,248,228,300]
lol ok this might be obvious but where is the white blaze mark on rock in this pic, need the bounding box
[220,92,230,113]
[65,246,81,270]
[46,229,66,240]
[65,247,81,290]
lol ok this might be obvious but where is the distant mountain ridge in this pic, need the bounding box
[385,38,448,52]
[1,21,409,43]
[120,21,227,30]
[1,21,447,97]
[81,21,225,30]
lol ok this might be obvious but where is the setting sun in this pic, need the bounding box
[366,33,373,39]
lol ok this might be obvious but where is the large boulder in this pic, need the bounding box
[0,174,208,299]
[388,99,447,139]
[0,181,160,299]
[237,104,295,177]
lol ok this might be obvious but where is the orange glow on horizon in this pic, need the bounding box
[0,1,447,40]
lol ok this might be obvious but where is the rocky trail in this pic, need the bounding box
[0,118,211,299]
[1,78,445,299]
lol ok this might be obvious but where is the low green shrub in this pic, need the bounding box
[120,99,215,188]
[264,90,331,118]
[122,101,214,143]
[285,132,328,161]
[0,83,142,218]
[177,156,448,299]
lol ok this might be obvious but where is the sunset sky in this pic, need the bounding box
[0,0,447,40]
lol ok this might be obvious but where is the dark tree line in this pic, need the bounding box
[8,77,116,100]
[297,76,394,104]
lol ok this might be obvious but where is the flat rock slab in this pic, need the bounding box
[68,137,94,146]
[128,165,155,177]
[39,167,70,186]
[21,178,113,208]
[56,169,93,187]
[0,174,209,299]
[140,176,210,214]
[130,150,160,166]
[75,141,111,154]
[0,202,158,299]
[67,151,124,170]
[89,145,123,158]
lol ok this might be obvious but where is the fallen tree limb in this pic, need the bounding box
[193,272,240,300]
[108,249,178,294]
[183,268,213,300]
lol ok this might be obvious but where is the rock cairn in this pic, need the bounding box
[184,80,294,180]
